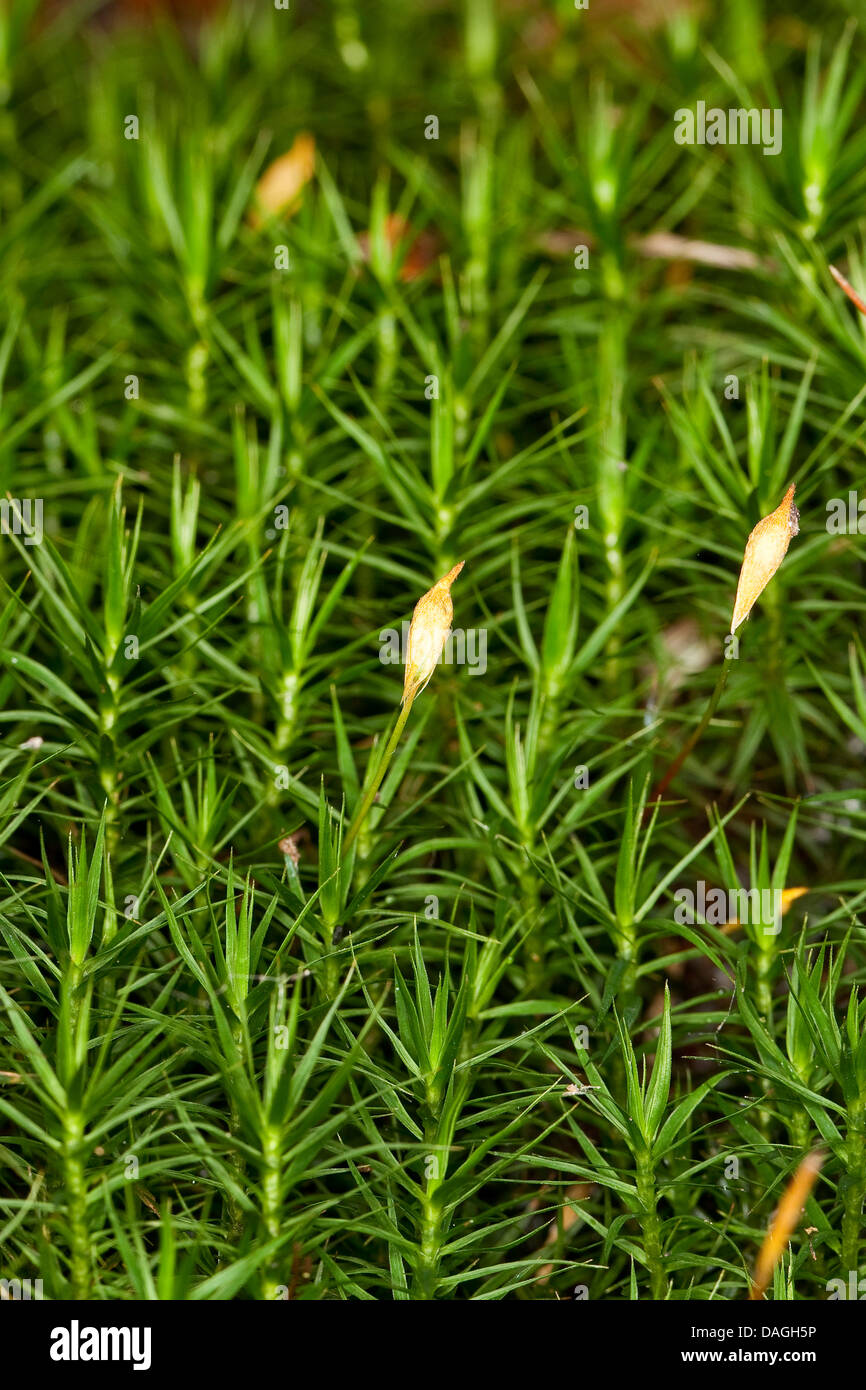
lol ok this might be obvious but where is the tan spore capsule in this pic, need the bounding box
[250,133,316,227]
[402,562,465,705]
[731,484,799,635]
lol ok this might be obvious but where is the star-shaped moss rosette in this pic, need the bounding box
[343,562,465,852]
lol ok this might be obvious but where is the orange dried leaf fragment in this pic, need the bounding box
[830,264,866,316]
[750,1151,824,1300]
[357,214,440,282]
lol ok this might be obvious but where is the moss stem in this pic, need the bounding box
[343,697,413,853]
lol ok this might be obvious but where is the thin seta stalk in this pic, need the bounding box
[343,698,413,853]
[652,658,731,806]
[652,485,800,807]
